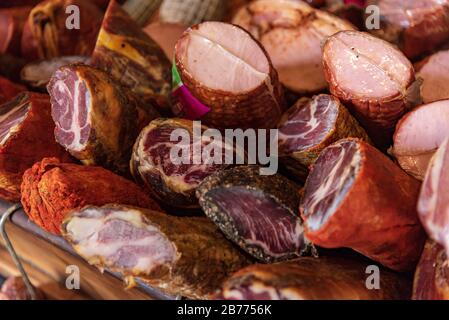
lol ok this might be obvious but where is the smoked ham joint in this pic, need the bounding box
[0,0,448,303]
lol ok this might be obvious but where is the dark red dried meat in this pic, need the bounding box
[300,138,426,272]
[0,93,71,201]
[196,166,309,263]
[0,6,31,56]
[0,76,26,105]
[47,64,158,175]
[62,204,251,299]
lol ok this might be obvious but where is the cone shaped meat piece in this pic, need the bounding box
[300,138,426,272]
[0,77,26,105]
[21,55,90,90]
[0,6,31,56]
[367,0,449,59]
[131,118,233,210]
[0,93,71,201]
[47,64,159,176]
[216,256,411,300]
[233,0,355,94]
[322,30,419,149]
[390,100,449,180]
[61,204,252,300]
[21,0,103,60]
[174,21,286,129]
[417,138,449,258]
[196,166,310,263]
[413,240,449,300]
[417,49,449,104]
[21,158,160,235]
[91,0,172,112]
[278,94,370,181]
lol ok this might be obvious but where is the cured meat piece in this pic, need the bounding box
[322,30,419,149]
[417,50,449,104]
[21,56,90,90]
[131,118,233,210]
[216,256,411,300]
[0,277,33,300]
[0,6,31,56]
[47,64,158,175]
[0,77,26,105]
[21,0,103,60]
[174,21,285,129]
[159,0,226,26]
[143,22,187,60]
[390,100,449,180]
[0,93,71,201]
[413,240,449,300]
[325,0,366,30]
[61,204,251,299]
[278,94,370,181]
[367,0,449,59]
[196,166,309,263]
[300,138,426,272]
[417,138,449,257]
[91,0,172,112]
[233,0,355,94]
[21,157,160,235]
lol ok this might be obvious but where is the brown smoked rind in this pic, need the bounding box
[216,256,411,300]
[300,138,426,272]
[61,204,252,300]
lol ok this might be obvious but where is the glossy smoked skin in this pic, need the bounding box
[301,139,426,272]
[21,158,160,235]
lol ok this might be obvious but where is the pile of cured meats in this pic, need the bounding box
[1,0,449,300]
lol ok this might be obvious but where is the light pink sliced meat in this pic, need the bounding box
[417,50,449,104]
[323,30,417,149]
[418,137,449,259]
[391,100,449,180]
[233,0,355,94]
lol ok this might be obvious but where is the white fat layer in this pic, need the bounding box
[306,144,360,231]
[66,209,175,273]
[0,104,29,146]
[54,78,90,151]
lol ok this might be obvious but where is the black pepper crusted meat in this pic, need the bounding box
[61,204,252,300]
[91,0,172,113]
[47,64,159,175]
[196,166,310,263]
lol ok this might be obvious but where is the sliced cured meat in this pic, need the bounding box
[21,0,103,61]
[0,76,26,105]
[391,100,449,180]
[21,56,90,90]
[417,138,449,257]
[0,6,31,56]
[300,138,425,272]
[216,256,411,300]
[196,166,310,262]
[413,240,449,300]
[62,204,251,299]
[417,50,449,104]
[368,0,449,59]
[143,22,186,60]
[233,0,355,94]
[21,157,160,235]
[322,30,418,149]
[174,21,286,129]
[0,277,35,300]
[91,0,172,112]
[47,64,158,175]
[131,118,233,210]
[0,93,71,201]
[278,94,370,181]
[159,0,226,26]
